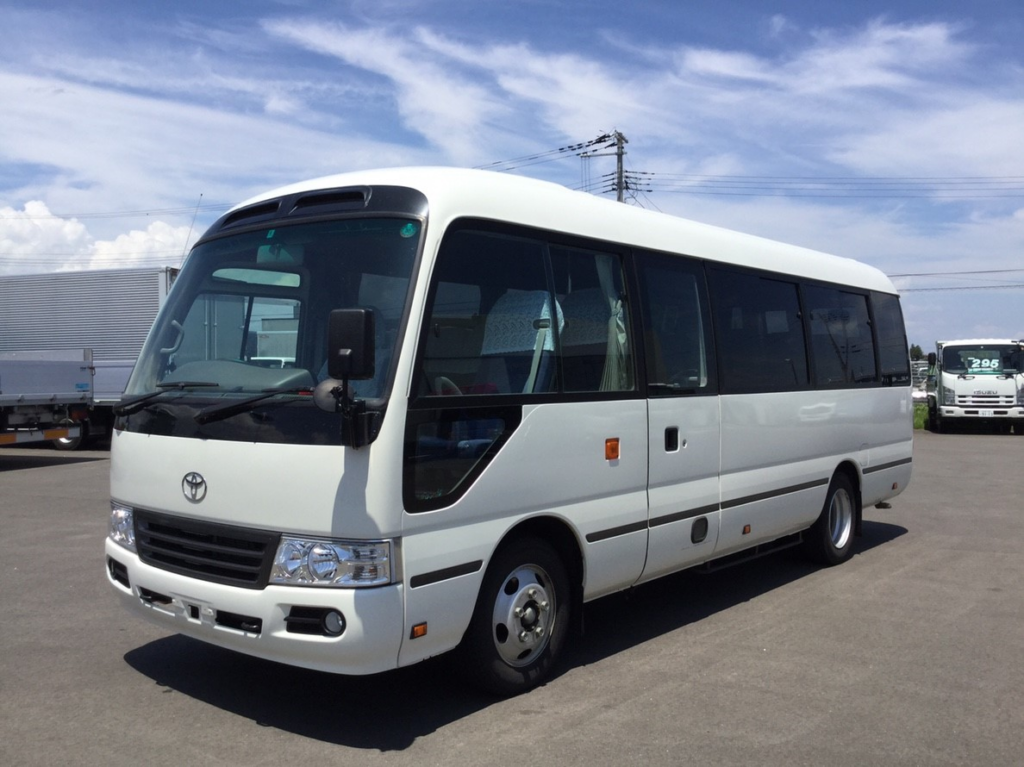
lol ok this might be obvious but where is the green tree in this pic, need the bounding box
[909,344,923,360]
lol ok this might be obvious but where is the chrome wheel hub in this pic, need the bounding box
[491,564,555,667]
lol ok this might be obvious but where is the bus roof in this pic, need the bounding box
[235,166,898,295]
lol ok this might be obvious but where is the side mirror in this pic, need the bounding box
[315,308,378,448]
[326,308,375,380]
[927,352,937,367]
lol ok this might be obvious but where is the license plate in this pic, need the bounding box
[979,409,994,418]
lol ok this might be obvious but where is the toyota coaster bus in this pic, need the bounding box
[106,167,913,695]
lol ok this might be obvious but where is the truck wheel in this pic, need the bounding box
[803,473,857,566]
[52,419,87,451]
[457,537,570,696]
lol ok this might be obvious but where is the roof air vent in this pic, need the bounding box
[220,201,281,229]
[289,188,369,215]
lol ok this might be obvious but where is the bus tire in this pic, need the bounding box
[803,473,857,567]
[458,537,570,697]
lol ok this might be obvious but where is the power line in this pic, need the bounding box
[474,134,615,174]
[0,203,231,221]
[890,267,1024,277]
[626,172,1024,199]
[900,284,1024,292]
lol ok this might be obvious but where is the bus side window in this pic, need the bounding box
[635,252,716,395]
[710,268,808,394]
[805,286,876,386]
[872,292,910,386]
[416,227,552,396]
[553,247,633,393]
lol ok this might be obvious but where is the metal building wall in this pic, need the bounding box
[0,267,176,361]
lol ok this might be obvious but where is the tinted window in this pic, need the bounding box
[872,292,910,385]
[550,245,633,392]
[416,227,634,396]
[805,286,876,385]
[710,268,808,393]
[417,229,556,395]
[635,252,716,395]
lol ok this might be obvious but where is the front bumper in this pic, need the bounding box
[105,538,405,675]
[937,406,1024,421]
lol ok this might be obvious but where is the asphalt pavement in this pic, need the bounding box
[1,430,1021,766]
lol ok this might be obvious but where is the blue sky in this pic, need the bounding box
[1,1,1022,347]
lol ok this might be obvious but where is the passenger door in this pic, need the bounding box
[634,253,722,583]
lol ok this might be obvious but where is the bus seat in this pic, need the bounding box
[479,290,561,393]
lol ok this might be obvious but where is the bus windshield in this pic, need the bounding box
[126,217,420,402]
[941,344,1021,375]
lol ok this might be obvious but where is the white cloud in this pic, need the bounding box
[263,20,513,165]
[0,201,191,275]
[0,201,92,275]
[85,221,193,272]
[828,99,1024,178]
[0,9,1021,342]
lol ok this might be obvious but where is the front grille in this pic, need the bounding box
[956,394,1015,407]
[135,510,280,589]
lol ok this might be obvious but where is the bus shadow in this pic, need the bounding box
[123,519,906,750]
[572,519,906,667]
[0,452,108,472]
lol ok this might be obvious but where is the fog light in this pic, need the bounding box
[322,610,346,637]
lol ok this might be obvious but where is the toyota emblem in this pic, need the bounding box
[182,472,207,503]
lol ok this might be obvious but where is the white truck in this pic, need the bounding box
[927,339,1024,433]
[0,267,177,448]
[0,350,93,447]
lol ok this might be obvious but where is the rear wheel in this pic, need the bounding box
[52,418,86,451]
[457,537,570,697]
[803,473,857,566]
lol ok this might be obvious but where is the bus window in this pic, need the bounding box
[551,246,632,393]
[635,252,716,395]
[417,228,554,396]
[805,286,876,385]
[872,292,911,385]
[417,226,634,396]
[710,268,809,393]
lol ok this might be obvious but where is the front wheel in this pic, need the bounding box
[457,538,571,696]
[803,473,857,566]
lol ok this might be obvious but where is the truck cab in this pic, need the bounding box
[927,339,1024,433]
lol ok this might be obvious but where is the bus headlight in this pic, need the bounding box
[109,502,136,552]
[270,537,392,587]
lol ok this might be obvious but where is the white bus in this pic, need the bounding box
[106,167,913,695]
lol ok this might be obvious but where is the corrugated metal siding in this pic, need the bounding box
[0,267,176,361]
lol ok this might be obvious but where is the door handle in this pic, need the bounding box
[664,427,679,452]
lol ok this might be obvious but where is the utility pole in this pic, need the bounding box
[614,130,628,203]
[580,131,629,202]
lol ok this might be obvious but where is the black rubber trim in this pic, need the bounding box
[585,520,648,543]
[649,503,721,528]
[720,478,829,510]
[863,457,913,474]
[409,560,483,589]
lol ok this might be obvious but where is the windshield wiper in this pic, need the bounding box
[194,387,314,425]
[113,381,220,416]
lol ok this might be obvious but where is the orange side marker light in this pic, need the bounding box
[605,438,620,461]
